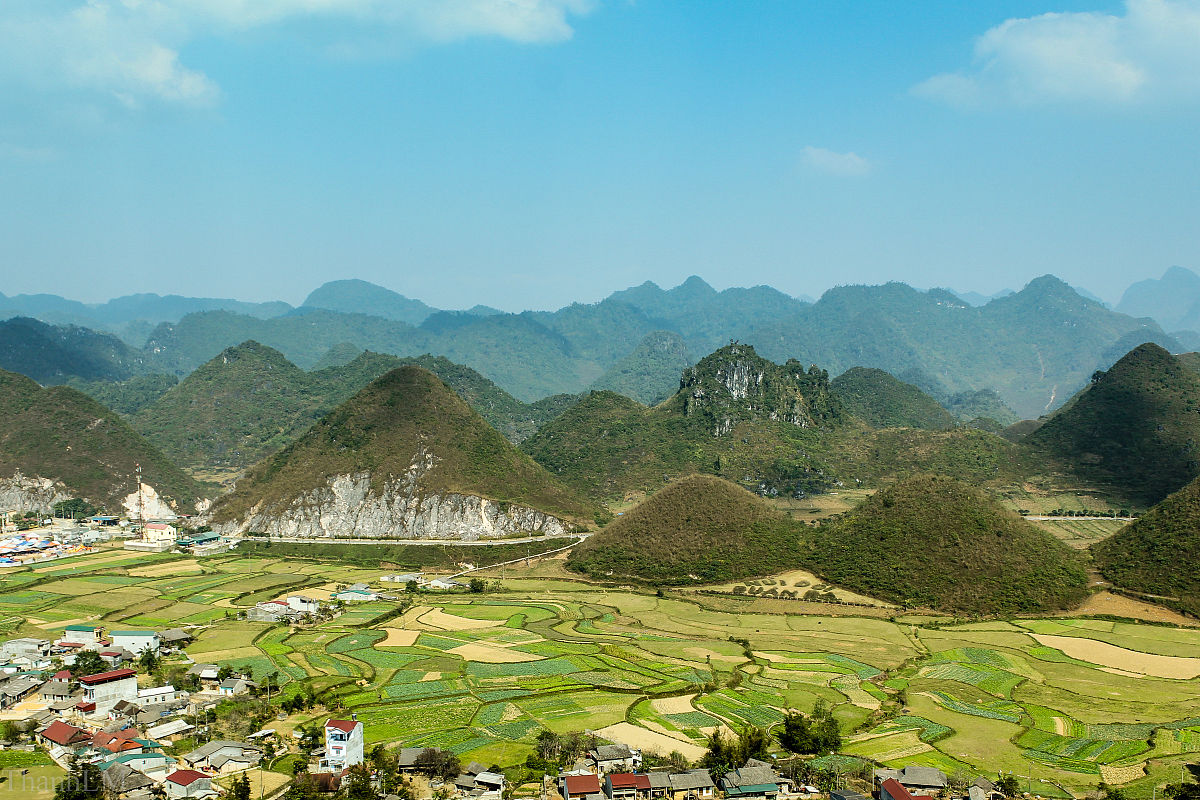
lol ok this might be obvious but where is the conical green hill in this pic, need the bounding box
[1028,343,1200,505]
[566,474,804,584]
[1093,476,1200,616]
[811,475,1088,615]
[210,365,588,523]
[0,368,205,511]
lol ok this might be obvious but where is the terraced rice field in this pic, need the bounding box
[2,546,1199,798]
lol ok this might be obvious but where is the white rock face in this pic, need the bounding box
[0,473,71,512]
[122,483,178,520]
[210,471,569,540]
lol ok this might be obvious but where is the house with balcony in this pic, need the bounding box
[322,718,364,773]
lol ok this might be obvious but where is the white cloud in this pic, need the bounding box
[915,0,1200,107]
[0,0,595,109]
[800,146,872,178]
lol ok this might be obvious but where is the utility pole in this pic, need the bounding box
[135,463,143,524]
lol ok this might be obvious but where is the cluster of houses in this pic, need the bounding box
[124,524,229,556]
[560,745,718,800]
[1,623,191,675]
[246,594,325,622]
[379,573,465,591]
[38,715,266,799]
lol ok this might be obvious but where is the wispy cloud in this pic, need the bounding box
[800,146,872,178]
[0,0,596,109]
[914,0,1200,107]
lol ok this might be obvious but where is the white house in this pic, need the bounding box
[78,668,138,715]
[61,624,103,647]
[138,684,186,705]
[165,769,216,799]
[322,718,364,773]
[286,596,320,614]
[110,631,160,655]
[143,523,178,542]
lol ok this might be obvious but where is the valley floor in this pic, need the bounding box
[1,546,1197,798]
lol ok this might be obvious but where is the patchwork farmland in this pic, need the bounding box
[2,547,1199,797]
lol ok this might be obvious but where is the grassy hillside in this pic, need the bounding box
[525,344,1029,502]
[590,330,692,405]
[1028,343,1200,505]
[0,316,151,383]
[1093,476,1200,615]
[831,367,955,430]
[810,475,1089,615]
[210,366,589,524]
[0,369,205,511]
[566,475,804,584]
[67,373,178,415]
[132,343,579,473]
[524,344,851,501]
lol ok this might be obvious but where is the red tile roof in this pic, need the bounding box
[78,668,136,685]
[75,701,96,712]
[167,770,209,786]
[565,775,602,796]
[325,719,360,733]
[608,774,651,790]
[40,720,89,746]
[883,779,915,800]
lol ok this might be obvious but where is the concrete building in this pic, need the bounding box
[182,740,263,774]
[61,624,103,647]
[165,769,216,799]
[322,718,364,773]
[286,596,320,614]
[110,631,160,655]
[79,668,138,715]
[0,637,51,663]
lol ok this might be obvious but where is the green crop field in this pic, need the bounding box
[3,545,1200,798]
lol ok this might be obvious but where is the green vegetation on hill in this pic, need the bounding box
[131,343,581,473]
[524,344,850,501]
[0,316,150,383]
[68,373,178,415]
[210,366,588,524]
[566,475,803,584]
[830,367,955,430]
[811,475,1089,614]
[0,369,205,510]
[942,389,1019,426]
[525,344,1028,502]
[1093,476,1200,615]
[590,330,692,405]
[1028,343,1200,505]
[751,276,1163,419]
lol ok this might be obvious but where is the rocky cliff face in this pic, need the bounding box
[208,471,570,540]
[675,343,842,435]
[0,473,71,513]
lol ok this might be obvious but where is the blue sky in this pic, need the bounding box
[1,0,1198,310]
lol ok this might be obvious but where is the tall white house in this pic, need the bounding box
[79,668,138,715]
[323,718,364,773]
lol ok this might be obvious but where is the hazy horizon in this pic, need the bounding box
[2,2,1197,310]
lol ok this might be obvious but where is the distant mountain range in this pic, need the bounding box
[0,273,1185,420]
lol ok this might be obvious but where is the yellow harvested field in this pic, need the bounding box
[129,560,201,577]
[1060,591,1199,627]
[420,672,442,682]
[379,628,420,647]
[1032,634,1200,679]
[594,722,707,761]
[418,608,504,630]
[1100,763,1147,785]
[651,694,696,715]
[447,642,543,663]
